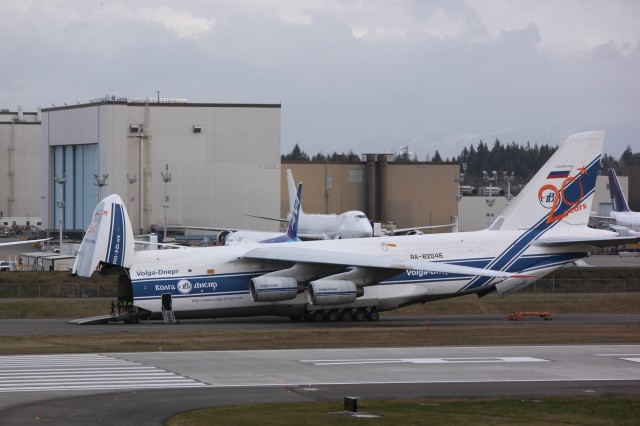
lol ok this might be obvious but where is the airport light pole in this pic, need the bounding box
[453,162,467,232]
[54,173,66,253]
[482,170,498,190]
[127,174,137,223]
[503,171,515,205]
[94,173,109,200]
[161,164,172,242]
[485,198,495,227]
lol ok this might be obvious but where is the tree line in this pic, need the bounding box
[282,140,639,210]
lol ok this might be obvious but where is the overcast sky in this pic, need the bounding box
[2,0,639,161]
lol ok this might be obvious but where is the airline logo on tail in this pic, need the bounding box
[538,165,589,224]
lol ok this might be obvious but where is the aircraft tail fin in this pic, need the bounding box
[286,169,303,215]
[608,168,630,212]
[72,194,135,277]
[285,182,302,240]
[492,131,604,231]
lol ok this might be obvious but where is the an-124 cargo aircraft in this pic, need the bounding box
[73,131,638,322]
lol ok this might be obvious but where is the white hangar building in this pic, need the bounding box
[40,97,281,235]
[0,108,42,220]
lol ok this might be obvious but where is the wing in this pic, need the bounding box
[392,223,456,235]
[153,224,239,232]
[0,238,52,247]
[244,246,520,279]
[242,213,288,224]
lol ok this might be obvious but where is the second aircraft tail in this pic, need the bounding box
[608,168,631,212]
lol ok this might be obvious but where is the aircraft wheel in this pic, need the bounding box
[354,308,367,322]
[313,311,326,322]
[340,310,353,321]
[367,310,380,321]
[289,316,304,321]
[327,310,339,322]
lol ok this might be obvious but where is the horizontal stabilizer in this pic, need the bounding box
[533,235,639,248]
[242,213,288,224]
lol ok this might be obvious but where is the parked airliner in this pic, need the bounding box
[222,182,302,245]
[73,132,637,322]
[246,169,373,240]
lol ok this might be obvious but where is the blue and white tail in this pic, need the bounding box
[72,194,135,277]
[285,182,303,240]
[287,169,305,215]
[492,131,604,232]
[608,168,630,212]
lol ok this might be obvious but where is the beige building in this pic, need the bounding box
[283,159,459,233]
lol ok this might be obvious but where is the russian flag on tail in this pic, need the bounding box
[547,166,572,179]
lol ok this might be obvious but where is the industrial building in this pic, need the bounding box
[283,159,459,233]
[0,108,42,220]
[40,97,282,235]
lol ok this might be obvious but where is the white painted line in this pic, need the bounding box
[300,357,549,366]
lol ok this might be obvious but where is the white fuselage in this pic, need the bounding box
[610,211,640,232]
[298,211,373,239]
[129,229,584,319]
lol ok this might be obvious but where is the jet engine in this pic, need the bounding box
[307,279,364,306]
[250,276,299,302]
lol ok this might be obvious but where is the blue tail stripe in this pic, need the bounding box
[462,155,600,291]
[106,202,126,266]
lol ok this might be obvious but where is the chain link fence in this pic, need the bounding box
[0,282,117,298]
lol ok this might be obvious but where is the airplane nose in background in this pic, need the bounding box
[359,221,374,237]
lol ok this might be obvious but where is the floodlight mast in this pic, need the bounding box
[453,162,467,231]
[127,174,137,223]
[504,171,515,204]
[94,173,109,200]
[54,173,66,253]
[161,164,172,242]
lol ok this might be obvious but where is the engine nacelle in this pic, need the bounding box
[307,279,363,306]
[250,276,298,302]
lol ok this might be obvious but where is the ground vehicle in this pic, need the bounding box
[0,261,11,272]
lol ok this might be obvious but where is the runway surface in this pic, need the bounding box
[1,345,639,425]
[1,313,639,337]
